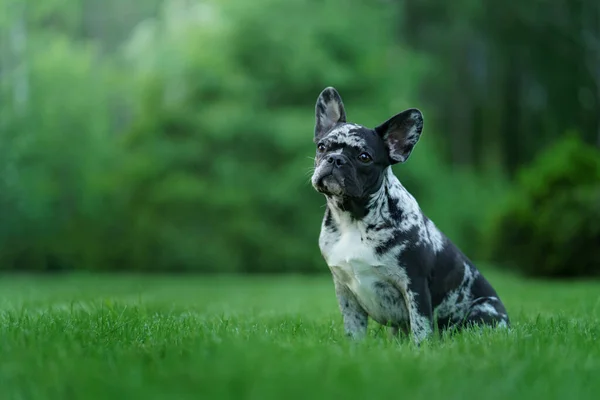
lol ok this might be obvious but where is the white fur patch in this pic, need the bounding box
[472,302,499,316]
[426,219,444,253]
[322,123,366,149]
[324,219,378,268]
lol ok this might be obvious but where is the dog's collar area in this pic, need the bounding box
[325,192,381,223]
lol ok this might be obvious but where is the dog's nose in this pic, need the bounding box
[327,154,346,167]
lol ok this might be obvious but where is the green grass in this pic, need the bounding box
[1,268,600,400]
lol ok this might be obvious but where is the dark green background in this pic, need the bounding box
[1,0,598,277]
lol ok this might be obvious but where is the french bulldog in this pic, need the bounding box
[311,87,509,344]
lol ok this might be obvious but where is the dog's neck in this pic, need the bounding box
[324,167,419,230]
[325,193,371,221]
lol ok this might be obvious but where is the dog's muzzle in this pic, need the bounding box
[312,154,348,196]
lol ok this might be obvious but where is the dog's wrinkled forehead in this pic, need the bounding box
[321,123,376,149]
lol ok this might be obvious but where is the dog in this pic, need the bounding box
[310,87,509,344]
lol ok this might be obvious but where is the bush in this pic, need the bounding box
[486,133,600,278]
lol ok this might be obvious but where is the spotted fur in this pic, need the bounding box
[311,87,509,345]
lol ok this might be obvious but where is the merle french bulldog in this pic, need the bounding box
[311,87,509,344]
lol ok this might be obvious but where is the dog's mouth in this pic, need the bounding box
[312,169,345,197]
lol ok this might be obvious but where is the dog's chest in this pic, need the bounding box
[320,225,408,324]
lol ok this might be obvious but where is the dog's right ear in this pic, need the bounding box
[314,87,346,143]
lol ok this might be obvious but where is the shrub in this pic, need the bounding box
[486,133,600,278]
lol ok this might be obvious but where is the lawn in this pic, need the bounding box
[1,268,600,400]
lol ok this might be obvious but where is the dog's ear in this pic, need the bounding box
[375,109,423,164]
[314,87,346,142]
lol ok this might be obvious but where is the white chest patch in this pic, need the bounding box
[320,224,408,325]
[324,225,378,270]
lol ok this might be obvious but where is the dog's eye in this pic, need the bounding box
[317,143,326,153]
[358,152,372,163]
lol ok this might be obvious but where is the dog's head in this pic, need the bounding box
[311,87,424,201]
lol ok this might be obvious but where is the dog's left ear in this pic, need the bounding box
[375,108,423,164]
[314,87,347,143]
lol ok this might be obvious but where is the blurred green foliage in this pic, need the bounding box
[401,0,600,173]
[0,0,598,274]
[486,134,600,278]
[116,0,423,273]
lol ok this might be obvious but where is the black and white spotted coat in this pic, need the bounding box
[319,161,509,344]
[311,87,509,344]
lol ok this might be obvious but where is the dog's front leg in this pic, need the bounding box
[383,268,433,345]
[402,277,434,345]
[405,278,434,345]
[333,278,368,339]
